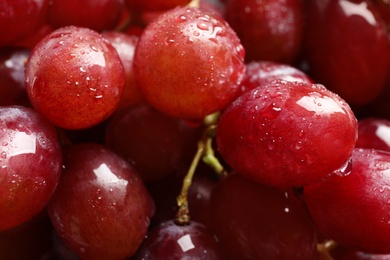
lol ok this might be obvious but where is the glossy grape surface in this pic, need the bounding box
[133,220,223,259]
[25,26,125,129]
[48,143,154,259]
[216,80,358,188]
[224,0,304,63]
[356,118,390,152]
[304,0,390,105]
[48,0,123,31]
[238,61,313,95]
[304,148,390,254]
[0,0,49,46]
[134,6,246,119]
[210,173,319,259]
[0,106,62,231]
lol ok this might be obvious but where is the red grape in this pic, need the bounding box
[216,80,358,188]
[134,6,246,120]
[304,148,390,254]
[303,0,390,105]
[105,102,193,182]
[0,106,62,231]
[133,220,223,259]
[224,0,305,63]
[238,61,314,95]
[356,117,390,152]
[48,143,154,259]
[48,0,124,32]
[25,26,125,130]
[210,173,319,259]
[0,48,30,106]
[124,0,192,12]
[101,31,144,109]
[0,0,49,47]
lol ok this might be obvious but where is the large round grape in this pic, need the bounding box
[0,106,62,231]
[25,26,125,130]
[216,80,358,188]
[48,143,154,259]
[134,6,246,120]
[304,148,390,254]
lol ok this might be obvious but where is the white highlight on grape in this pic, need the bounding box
[177,234,195,252]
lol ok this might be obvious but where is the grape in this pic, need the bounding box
[0,0,49,47]
[303,0,390,105]
[210,173,319,259]
[133,6,246,120]
[25,26,125,130]
[48,143,155,259]
[0,106,62,231]
[105,102,193,182]
[224,0,305,63]
[304,148,390,254]
[216,80,358,188]
[48,0,124,32]
[356,117,390,152]
[133,220,223,259]
[101,31,144,109]
[0,48,30,106]
[124,0,192,12]
[238,61,314,95]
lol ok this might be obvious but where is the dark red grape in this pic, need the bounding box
[48,143,154,259]
[0,106,62,231]
[356,117,390,152]
[124,0,192,12]
[48,0,124,32]
[25,26,125,130]
[105,102,193,182]
[0,48,31,106]
[0,211,54,260]
[303,0,390,105]
[102,31,144,109]
[224,0,305,63]
[238,61,314,95]
[134,6,246,120]
[0,0,49,47]
[216,80,358,188]
[304,148,390,254]
[210,173,319,259]
[133,220,223,259]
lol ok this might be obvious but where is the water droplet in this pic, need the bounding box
[1,152,6,158]
[192,31,200,37]
[334,158,352,177]
[90,45,98,52]
[95,95,103,99]
[197,22,209,31]
[176,15,187,22]
[79,67,86,73]
[1,142,7,146]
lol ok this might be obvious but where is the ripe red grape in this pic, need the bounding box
[0,0,49,46]
[47,0,124,32]
[216,80,358,188]
[101,31,144,109]
[304,0,390,105]
[105,102,194,182]
[356,117,390,152]
[133,220,223,259]
[48,143,154,259]
[224,0,305,63]
[0,48,30,106]
[304,148,390,254]
[0,106,62,231]
[238,61,314,95]
[124,0,192,12]
[134,6,246,120]
[25,26,125,130]
[210,173,319,259]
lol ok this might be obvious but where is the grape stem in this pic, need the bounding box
[316,240,337,260]
[175,113,226,225]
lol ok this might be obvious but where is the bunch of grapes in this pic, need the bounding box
[1,0,390,259]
